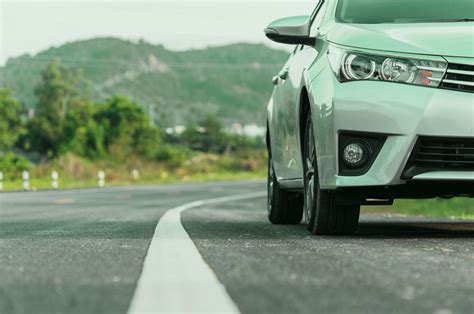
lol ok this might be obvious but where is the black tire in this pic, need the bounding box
[267,157,304,224]
[302,112,360,235]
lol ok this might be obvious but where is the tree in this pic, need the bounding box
[61,102,106,159]
[29,59,88,156]
[0,88,24,151]
[180,114,226,153]
[96,96,161,161]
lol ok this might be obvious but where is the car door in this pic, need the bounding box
[271,0,327,181]
[271,45,303,180]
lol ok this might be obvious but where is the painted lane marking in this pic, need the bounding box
[53,198,75,205]
[128,192,266,314]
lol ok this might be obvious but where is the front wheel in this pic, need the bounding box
[302,113,360,235]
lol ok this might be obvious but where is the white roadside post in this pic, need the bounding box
[0,171,3,192]
[22,171,30,191]
[132,169,140,181]
[98,171,106,188]
[51,171,59,190]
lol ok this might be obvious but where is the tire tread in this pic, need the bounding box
[303,113,360,236]
[268,161,303,225]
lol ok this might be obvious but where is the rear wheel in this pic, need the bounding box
[303,112,360,235]
[267,157,303,224]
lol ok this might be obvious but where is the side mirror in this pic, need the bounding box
[264,15,316,46]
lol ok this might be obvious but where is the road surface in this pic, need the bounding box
[0,181,473,314]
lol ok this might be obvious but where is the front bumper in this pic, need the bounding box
[335,181,474,205]
[309,67,474,189]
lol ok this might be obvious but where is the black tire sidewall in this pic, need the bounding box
[267,156,303,225]
[303,113,328,233]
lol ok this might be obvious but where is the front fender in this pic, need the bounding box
[306,67,337,190]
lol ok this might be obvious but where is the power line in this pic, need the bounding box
[4,56,282,69]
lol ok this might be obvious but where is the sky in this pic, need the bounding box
[0,0,315,65]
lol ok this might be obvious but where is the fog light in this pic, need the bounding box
[343,143,367,167]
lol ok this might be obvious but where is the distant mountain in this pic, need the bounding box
[0,38,289,126]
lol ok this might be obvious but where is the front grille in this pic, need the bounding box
[439,63,474,93]
[403,137,474,178]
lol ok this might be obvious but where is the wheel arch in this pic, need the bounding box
[298,86,312,168]
[266,120,271,158]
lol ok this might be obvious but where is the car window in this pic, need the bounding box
[337,0,474,24]
[311,1,328,29]
[310,1,323,22]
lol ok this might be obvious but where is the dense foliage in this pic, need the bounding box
[0,59,266,180]
[0,153,30,180]
[0,89,24,150]
[25,59,87,156]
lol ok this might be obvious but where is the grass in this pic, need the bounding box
[363,198,474,220]
[1,170,267,192]
[0,151,268,192]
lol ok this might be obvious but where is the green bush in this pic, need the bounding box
[0,153,31,180]
[156,145,193,168]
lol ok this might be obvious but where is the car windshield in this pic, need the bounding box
[336,0,474,24]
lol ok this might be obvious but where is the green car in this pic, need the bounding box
[264,0,474,235]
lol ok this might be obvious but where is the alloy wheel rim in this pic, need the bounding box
[267,159,274,215]
[304,122,316,224]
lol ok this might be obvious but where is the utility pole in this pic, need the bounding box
[149,104,156,127]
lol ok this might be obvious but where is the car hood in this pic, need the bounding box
[327,22,474,58]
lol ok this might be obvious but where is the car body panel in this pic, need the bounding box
[309,67,474,188]
[327,23,474,58]
[444,56,474,66]
[413,171,474,181]
[268,0,329,182]
[266,0,474,193]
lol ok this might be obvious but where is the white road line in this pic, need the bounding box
[128,191,267,314]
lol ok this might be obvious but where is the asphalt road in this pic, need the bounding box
[0,181,473,314]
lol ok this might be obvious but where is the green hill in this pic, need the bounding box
[0,38,289,126]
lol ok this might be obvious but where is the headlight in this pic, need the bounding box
[328,45,447,88]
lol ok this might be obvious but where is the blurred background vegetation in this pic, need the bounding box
[0,41,277,190]
[0,38,472,217]
[0,38,287,126]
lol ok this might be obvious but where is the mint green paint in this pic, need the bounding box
[265,0,474,191]
[267,16,310,29]
[413,172,474,181]
[327,23,474,58]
